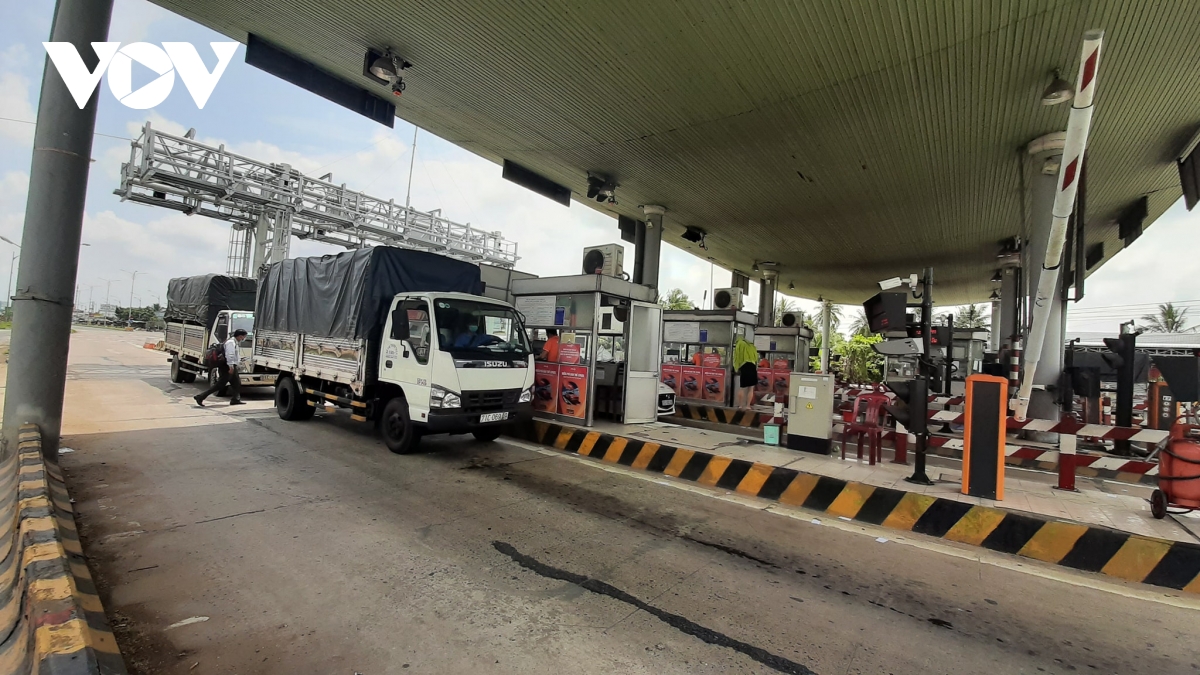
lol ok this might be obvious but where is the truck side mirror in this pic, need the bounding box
[390,308,410,341]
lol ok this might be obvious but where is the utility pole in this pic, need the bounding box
[403,125,418,227]
[1,236,19,320]
[99,278,117,306]
[122,269,140,327]
[2,0,115,458]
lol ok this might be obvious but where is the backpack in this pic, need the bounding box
[203,343,227,369]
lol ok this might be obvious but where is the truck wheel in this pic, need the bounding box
[472,427,503,442]
[208,368,229,397]
[170,355,186,383]
[170,355,196,383]
[380,397,419,454]
[276,376,314,421]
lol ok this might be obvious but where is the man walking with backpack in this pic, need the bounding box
[194,328,247,407]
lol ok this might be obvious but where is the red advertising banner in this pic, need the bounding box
[772,358,790,372]
[702,367,726,403]
[532,362,560,414]
[701,352,722,368]
[559,342,581,364]
[660,363,682,395]
[558,365,588,418]
[680,365,704,399]
[754,366,772,397]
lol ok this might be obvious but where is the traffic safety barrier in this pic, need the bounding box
[519,420,1200,594]
[0,425,125,674]
[672,402,767,428]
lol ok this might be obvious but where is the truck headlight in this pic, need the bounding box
[518,386,533,403]
[430,385,461,409]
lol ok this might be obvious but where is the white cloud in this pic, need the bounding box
[0,45,36,144]
[1067,200,1200,332]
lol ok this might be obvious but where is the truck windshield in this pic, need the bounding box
[231,313,254,346]
[432,299,531,357]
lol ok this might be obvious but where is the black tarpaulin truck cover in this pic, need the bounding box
[255,247,484,340]
[164,274,257,327]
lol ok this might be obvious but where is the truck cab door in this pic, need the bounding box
[380,298,434,412]
[212,312,229,345]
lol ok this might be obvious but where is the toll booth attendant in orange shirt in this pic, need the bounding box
[540,328,560,362]
[691,349,704,366]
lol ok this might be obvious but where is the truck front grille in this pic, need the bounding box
[461,389,522,413]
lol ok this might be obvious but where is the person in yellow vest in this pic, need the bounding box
[733,336,759,409]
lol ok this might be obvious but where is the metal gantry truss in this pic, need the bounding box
[115,122,519,276]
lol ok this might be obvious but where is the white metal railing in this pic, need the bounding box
[115,122,519,274]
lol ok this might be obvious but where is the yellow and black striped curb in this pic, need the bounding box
[0,425,126,675]
[673,402,766,428]
[517,420,1200,595]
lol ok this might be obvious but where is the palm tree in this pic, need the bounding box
[660,288,693,310]
[1141,303,1194,333]
[849,308,870,336]
[774,297,800,326]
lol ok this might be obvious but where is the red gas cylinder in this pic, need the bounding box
[1151,423,1200,518]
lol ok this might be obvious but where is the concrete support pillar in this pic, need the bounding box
[820,300,832,373]
[1025,136,1068,421]
[640,205,665,291]
[757,271,777,327]
[252,210,270,274]
[2,0,115,458]
[989,300,1002,351]
[997,266,1019,349]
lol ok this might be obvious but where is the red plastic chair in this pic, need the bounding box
[842,393,890,465]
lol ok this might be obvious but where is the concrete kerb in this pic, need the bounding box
[0,424,126,675]
[514,419,1200,595]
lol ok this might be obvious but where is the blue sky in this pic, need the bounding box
[1,0,1197,333]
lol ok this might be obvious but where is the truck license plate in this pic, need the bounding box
[479,412,508,423]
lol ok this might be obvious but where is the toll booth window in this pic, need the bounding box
[401,301,431,365]
[597,336,624,362]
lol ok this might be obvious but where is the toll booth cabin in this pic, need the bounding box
[512,275,662,427]
[661,309,757,408]
[753,326,814,404]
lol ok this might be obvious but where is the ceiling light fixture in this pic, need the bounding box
[751,262,759,272]
[991,270,1003,282]
[367,49,412,96]
[788,281,795,290]
[989,289,1001,301]
[1041,69,1073,106]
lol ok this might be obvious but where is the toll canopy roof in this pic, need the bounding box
[149,0,1200,302]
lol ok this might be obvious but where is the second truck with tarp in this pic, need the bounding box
[163,274,276,392]
[252,246,535,453]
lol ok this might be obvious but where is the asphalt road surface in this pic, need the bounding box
[47,328,1200,674]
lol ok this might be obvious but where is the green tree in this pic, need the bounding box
[849,308,871,336]
[1141,302,1194,333]
[934,304,990,329]
[834,334,885,383]
[660,288,693,310]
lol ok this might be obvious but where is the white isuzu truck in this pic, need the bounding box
[162,274,276,392]
[252,247,535,454]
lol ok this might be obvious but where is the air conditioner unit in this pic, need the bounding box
[712,287,745,310]
[780,312,800,328]
[582,244,624,277]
